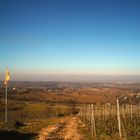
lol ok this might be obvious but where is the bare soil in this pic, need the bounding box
[38,117,83,140]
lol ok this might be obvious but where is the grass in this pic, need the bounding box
[0,117,63,140]
[0,114,69,140]
[0,99,77,140]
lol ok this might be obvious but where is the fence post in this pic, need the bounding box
[91,104,96,138]
[117,99,122,138]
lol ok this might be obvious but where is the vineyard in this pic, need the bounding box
[0,83,140,140]
[79,100,140,140]
[0,100,78,122]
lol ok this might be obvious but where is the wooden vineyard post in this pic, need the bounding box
[117,99,122,138]
[91,104,96,138]
[88,104,91,129]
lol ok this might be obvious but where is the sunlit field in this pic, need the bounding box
[0,82,140,140]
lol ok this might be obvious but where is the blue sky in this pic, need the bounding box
[0,0,140,81]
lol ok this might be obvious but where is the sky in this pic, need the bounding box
[0,0,140,82]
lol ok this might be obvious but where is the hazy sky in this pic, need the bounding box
[0,0,140,81]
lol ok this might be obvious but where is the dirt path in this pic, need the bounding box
[38,117,83,140]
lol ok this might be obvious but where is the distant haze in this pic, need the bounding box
[5,73,140,83]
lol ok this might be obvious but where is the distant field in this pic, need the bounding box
[1,82,140,104]
[0,99,77,122]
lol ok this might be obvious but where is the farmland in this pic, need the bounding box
[0,82,140,140]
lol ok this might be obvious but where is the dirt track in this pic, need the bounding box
[39,117,83,140]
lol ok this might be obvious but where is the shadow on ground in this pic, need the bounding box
[0,131,37,140]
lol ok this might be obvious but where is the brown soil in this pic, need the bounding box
[38,117,83,140]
